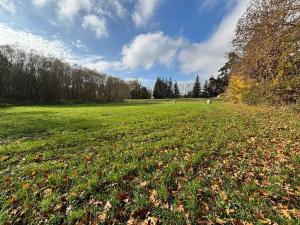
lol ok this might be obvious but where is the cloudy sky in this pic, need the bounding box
[0,0,250,87]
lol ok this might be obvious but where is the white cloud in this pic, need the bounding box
[132,0,161,28]
[122,32,186,69]
[0,23,74,60]
[110,0,127,18]
[82,14,108,38]
[72,39,89,51]
[32,0,50,7]
[84,60,121,72]
[93,0,127,19]
[178,0,250,75]
[199,0,218,8]
[121,0,250,77]
[57,0,94,21]
[0,23,117,73]
[198,0,236,10]
[0,0,16,14]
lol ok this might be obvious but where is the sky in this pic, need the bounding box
[0,0,250,88]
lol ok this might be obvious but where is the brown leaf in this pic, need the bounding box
[22,183,30,190]
[202,202,209,213]
[127,217,137,225]
[211,184,219,192]
[98,212,106,222]
[149,190,159,207]
[226,208,234,215]
[132,207,150,219]
[43,188,52,196]
[216,217,227,224]
[279,209,291,220]
[33,154,42,162]
[104,201,112,212]
[177,204,185,213]
[145,217,159,225]
[140,181,149,187]
[258,218,272,224]
[10,195,17,204]
[84,155,92,161]
[220,191,228,201]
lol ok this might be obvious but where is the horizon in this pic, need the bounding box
[0,0,250,88]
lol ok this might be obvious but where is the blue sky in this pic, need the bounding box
[0,0,250,89]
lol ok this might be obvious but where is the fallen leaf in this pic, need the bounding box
[10,195,17,204]
[258,218,272,224]
[104,201,112,212]
[211,184,219,192]
[216,217,227,224]
[280,209,291,220]
[177,204,185,213]
[98,212,106,222]
[220,191,228,201]
[140,181,149,187]
[127,218,137,225]
[149,190,159,207]
[22,183,30,190]
[43,188,52,196]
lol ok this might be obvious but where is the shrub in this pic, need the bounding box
[225,75,250,103]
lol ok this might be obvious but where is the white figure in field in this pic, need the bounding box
[207,100,212,104]
[173,100,177,104]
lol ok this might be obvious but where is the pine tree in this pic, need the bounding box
[173,82,180,98]
[202,80,209,98]
[192,75,201,98]
[153,78,163,99]
[167,78,173,98]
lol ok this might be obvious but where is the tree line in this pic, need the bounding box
[153,78,180,99]
[0,45,130,104]
[151,72,229,99]
[127,80,152,99]
[185,72,229,98]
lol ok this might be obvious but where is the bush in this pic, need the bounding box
[225,75,250,103]
[226,75,300,106]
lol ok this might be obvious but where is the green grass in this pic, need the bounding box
[0,100,299,224]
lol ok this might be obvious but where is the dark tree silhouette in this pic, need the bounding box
[192,75,201,98]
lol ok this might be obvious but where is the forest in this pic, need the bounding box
[0,46,130,104]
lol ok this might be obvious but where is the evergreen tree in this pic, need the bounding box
[162,78,168,98]
[192,75,201,98]
[167,78,173,98]
[202,80,209,98]
[173,82,180,98]
[140,87,151,99]
[153,78,163,99]
[128,80,151,99]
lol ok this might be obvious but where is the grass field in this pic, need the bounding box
[0,100,299,224]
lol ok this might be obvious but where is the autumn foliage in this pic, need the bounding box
[226,0,300,105]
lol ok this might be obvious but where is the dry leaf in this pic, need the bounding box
[258,218,272,224]
[22,183,30,190]
[149,190,159,207]
[98,212,106,222]
[140,181,149,187]
[127,218,137,225]
[177,204,185,212]
[104,201,112,212]
[43,188,52,196]
[211,184,219,192]
[280,209,291,220]
[216,217,227,224]
[220,191,228,201]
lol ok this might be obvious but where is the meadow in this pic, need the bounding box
[0,100,299,224]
